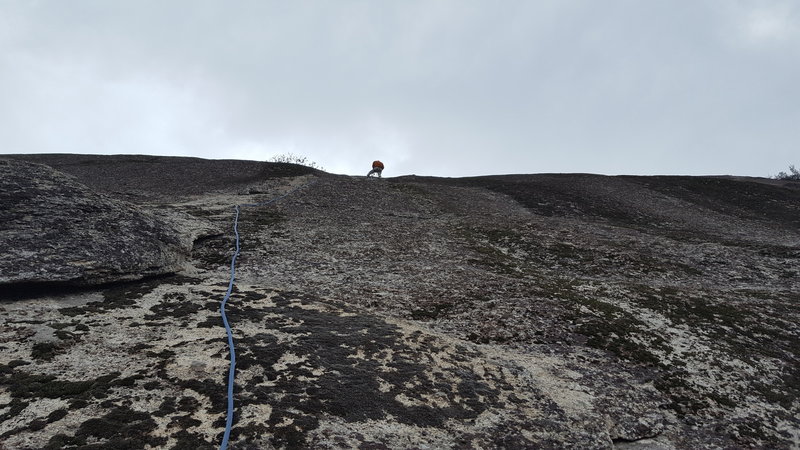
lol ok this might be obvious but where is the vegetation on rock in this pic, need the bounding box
[0,155,797,448]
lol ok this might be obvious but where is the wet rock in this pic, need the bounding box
[0,159,188,288]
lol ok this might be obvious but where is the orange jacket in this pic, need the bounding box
[372,160,384,170]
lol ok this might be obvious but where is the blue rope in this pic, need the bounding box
[219,181,315,450]
[219,205,241,450]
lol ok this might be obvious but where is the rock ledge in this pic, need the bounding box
[0,159,188,288]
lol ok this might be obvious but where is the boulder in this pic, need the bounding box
[0,159,188,287]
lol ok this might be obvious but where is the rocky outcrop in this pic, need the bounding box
[0,159,189,288]
[3,153,322,200]
[0,155,798,449]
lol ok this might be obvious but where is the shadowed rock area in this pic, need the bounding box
[4,153,322,201]
[1,154,798,449]
[0,159,190,289]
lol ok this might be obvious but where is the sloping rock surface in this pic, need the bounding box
[0,159,189,287]
[1,154,798,449]
[3,153,321,201]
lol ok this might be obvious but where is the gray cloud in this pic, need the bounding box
[1,1,798,177]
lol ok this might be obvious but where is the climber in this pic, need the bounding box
[367,160,384,178]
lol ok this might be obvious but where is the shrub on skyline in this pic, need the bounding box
[268,153,324,171]
[774,165,800,181]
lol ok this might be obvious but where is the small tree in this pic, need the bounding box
[774,165,800,181]
[268,153,324,171]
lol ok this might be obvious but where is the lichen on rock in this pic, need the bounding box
[0,159,189,288]
[0,155,798,449]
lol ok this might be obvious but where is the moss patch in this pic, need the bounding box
[572,295,667,366]
[44,406,166,449]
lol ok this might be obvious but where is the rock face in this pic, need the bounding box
[0,154,798,449]
[3,153,321,201]
[0,159,188,288]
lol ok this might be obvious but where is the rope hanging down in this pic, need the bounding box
[219,181,316,450]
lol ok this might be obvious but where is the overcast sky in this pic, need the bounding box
[1,1,798,177]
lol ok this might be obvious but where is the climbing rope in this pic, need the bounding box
[219,180,316,450]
